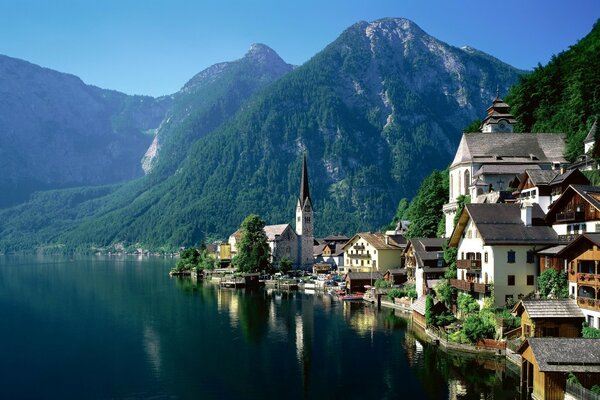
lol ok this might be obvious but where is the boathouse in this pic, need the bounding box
[512,299,584,340]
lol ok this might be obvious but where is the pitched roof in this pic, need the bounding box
[299,155,312,206]
[546,185,600,222]
[548,168,589,186]
[342,232,406,250]
[451,133,566,167]
[346,272,383,281]
[584,119,598,143]
[535,245,566,256]
[512,299,584,319]
[411,295,447,315]
[557,233,600,258]
[264,224,295,241]
[322,235,350,243]
[384,268,407,276]
[450,203,557,246]
[525,169,559,186]
[518,338,600,372]
[473,164,539,177]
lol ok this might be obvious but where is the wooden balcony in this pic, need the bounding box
[473,282,491,294]
[353,244,365,250]
[457,259,482,270]
[347,253,371,259]
[450,279,473,292]
[558,234,580,243]
[556,210,585,222]
[577,273,599,286]
[577,297,600,311]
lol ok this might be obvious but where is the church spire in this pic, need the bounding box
[299,155,311,206]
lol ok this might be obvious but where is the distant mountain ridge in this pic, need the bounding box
[0,18,526,252]
[0,54,172,207]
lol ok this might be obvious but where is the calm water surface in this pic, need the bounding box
[0,256,520,399]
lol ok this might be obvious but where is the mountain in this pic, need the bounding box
[0,55,173,207]
[142,43,294,177]
[0,44,295,252]
[507,18,600,161]
[6,17,522,252]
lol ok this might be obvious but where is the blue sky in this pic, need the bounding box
[1,0,598,97]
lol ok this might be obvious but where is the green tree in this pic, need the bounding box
[463,118,482,133]
[405,170,449,238]
[538,269,569,298]
[236,214,271,273]
[375,278,390,289]
[175,247,201,271]
[457,293,480,316]
[462,312,496,343]
[425,295,435,327]
[278,256,293,273]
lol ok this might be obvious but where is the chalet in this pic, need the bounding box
[404,238,447,297]
[340,232,406,274]
[313,240,345,270]
[383,269,408,286]
[449,203,558,307]
[545,184,600,243]
[553,233,600,328]
[442,95,567,237]
[536,244,566,275]
[345,272,383,294]
[518,338,600,400]
[512,299,584,340]
[411,295,448,329]
[514,169,589,213]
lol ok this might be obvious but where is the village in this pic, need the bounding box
[171,96,600,400]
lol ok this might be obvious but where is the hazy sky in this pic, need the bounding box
[1,0,598,97]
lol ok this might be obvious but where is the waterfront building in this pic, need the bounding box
[442,96,567,237]
[344,272,383,293]
[511,299,584,340]
[411,296,448,329]
[313,236,348,270]
[449,203,557,307]
[228,156,315,269]
[339,232,406,274]
[518,338,600,400]
[404,238,447,297]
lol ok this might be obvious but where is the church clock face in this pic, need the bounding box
[498,121,507,130]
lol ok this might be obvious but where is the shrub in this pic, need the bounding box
[462,312,496,343]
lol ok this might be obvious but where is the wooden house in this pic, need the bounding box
[345,272,383,293]
[404,238,447,297]
[411,295,448,329]
[512,299,584,340]
[518,338,600,400]
[383,268,407,286]
[545,184,600,243]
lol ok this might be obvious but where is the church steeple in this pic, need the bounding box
[480,90,517,133]
[299,155,312,207]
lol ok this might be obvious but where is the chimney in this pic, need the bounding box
[521,202,533,226]
[385,235,389,245]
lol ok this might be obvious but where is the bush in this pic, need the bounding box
[457,293,480,316]
[497,308,521,330]
[375,279,390,289]
[462,312,496,343]
[434,311,455,327]
[592,385,600,394]
[582,323,600,338]
[387,288,404,300]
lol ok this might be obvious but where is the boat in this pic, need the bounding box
[340,294,364,301]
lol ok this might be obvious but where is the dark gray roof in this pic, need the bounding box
[411,238,446,252]
[464,203,558,245]
[519,338,600,372]
[548,168,588,186]
[584,119,598,143]
[557,233,600,257]
[452,133,566,167]
[513,299,584,319]
[473,164,539,177]
[525,169,560,186]
[323,235,350,242]
[385,268,407,275]
[346,272,383,281]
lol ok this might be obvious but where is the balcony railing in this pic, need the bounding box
[347,253,371,259]
[577,273,599,285]
[577,297,600,311]
[556,210,585,222]
[457,259,482,270]
[473,282,491,294]
[353,244,365,250]
[450,279,473,292]
[559,234,581,243]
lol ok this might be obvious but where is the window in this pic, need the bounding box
[526,250,534,264]
[582,224,587,233]
[588,315,595,328]
[527,275,534,285]
[484,252,488,263]
[464,170,470,195]
[572,286,575,295]
[461,252,465,259]
[507,250,515,263]
[596,223,600,233]
[508,275,515,286]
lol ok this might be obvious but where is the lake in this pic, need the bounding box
[0,256,520,399]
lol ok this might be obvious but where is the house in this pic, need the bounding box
[449,202,558,307]
[411,295,448,329]
[339,232,406,274]
[228,156,315,269]
[518,338,600,400]
[545,184,600,243]
[512,299,584,340]
[345,272,383,293]
[313,240,345,270]
[553,233,600,328]
[442,95,567,237]
[404,238,447,297]
[383,269,407,286]
[536,245,567,275]
[514,169,589,213]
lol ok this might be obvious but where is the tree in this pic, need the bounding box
[538,269,568,298]
[457,293,480,317]
[278,256,293,273]
[425,295,435,327]
[175,247,201,271]
[463,118,482,133]
[462,312,496,343]
[405,170,448,238]
[236,214,271,273]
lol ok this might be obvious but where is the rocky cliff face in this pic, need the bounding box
[0,55,172,207]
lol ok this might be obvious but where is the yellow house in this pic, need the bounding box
[340,232,406,274]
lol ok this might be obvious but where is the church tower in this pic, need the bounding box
[480,89,517,133]
[296,155,314,269]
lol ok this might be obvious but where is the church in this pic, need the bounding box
[229,156,315,269]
